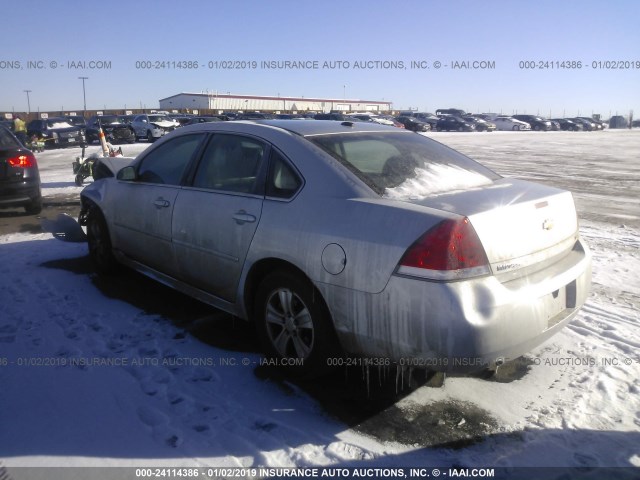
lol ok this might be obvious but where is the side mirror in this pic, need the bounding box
[117,166,137,181]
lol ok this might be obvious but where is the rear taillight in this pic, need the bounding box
[397,217,490,280]
[7,152,37,168]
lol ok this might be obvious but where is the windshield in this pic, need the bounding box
[66,117,84,125]
[308,131,500,198]
[46,119,74,129]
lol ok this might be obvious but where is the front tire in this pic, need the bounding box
[255,271,339,377]
[86,207,119,274]
[147,130,155,143]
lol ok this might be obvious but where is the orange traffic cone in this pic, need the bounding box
[98,126,109,157]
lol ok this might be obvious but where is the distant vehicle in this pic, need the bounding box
[493,116,531,131]
[435,116,475,132]
[180,116,224,126]
[412,113,440,129]
[632,120,640,128]
[609,116,628,129]
[471,114,497,121]
[347,113,400,127]
[577,117,604,130]
[26,117,86,148]
[436,108,466,117]
[550,120,561,131]
[512,115,552,131]
[395,116,431,132]
[130,114,178,142]
[86,115,136,144]
[274,114,303,120]
[462,116,496,132]
[570,118,595,132]
[0,125,41,214]
[236,112,276,120]
[375,115,405,129]
[169,113,193,120]
[552,119,583,131]
[313,113,359,121]
[170,116,193,127]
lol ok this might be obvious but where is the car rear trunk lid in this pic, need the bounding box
[405,178,579,275]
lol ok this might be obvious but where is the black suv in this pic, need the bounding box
[512,115,552,131]
[0,126,42,214]
[26,117,85,148]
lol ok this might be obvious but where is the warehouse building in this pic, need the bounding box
[159,92,392,113]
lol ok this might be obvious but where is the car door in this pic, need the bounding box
[132,115,147,137]
[111,133,206,276]
[172,133,268,302]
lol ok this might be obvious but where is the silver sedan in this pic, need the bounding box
[79,120,591,376]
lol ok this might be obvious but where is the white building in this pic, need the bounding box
[159,92,392,113]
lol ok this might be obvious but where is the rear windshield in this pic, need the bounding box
[308,131,500,198]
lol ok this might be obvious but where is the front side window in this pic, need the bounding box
[192,134,265,194]
[137,134,204,185]
[308,131,500,199]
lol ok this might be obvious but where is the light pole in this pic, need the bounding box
[78,76,88,118]
[24,90,32,116]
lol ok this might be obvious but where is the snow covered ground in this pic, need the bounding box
[0,130,639,477]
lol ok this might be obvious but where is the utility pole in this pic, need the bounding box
[78,76,89,118]
[24,90,32,116]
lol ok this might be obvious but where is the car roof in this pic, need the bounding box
[255,119,403,136]
[172,119,407,140]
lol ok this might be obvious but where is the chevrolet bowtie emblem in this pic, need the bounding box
[542,218,555,230]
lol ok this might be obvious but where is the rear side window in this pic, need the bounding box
[266,150,301,199]
[308,132,500,199]
[137,134,204,185]
[0,127,21,149]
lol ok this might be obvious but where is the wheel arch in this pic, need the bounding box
[241,257,333,327]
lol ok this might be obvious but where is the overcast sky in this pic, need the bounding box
[2,0,638,117]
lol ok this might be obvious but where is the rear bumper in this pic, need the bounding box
[0,181,41,208]
[322,238,592,373]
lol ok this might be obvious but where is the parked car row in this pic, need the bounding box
[13,107,624,150]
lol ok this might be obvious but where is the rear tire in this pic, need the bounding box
[86,207,119,274]
[255,271,339,377]
[25,197,42,215]
[147,131,155,143]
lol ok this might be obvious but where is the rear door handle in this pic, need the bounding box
[232,210,256,224]
[153,198,170,208]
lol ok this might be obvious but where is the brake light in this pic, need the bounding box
[397,217,490,280]
[7,152,37,168]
